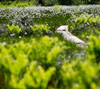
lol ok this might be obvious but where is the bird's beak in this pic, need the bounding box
[55,29,58,33]
[55,30,63,35]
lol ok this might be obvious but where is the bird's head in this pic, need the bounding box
[56,25,68,34]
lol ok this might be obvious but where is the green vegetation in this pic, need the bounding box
[0,6,100,89]
[0,0,100,7]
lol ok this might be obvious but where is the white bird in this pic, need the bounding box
[56,25,86,48]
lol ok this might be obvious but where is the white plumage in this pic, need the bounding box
[56,25,86,48]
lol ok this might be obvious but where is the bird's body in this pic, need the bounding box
[56,25,86,48]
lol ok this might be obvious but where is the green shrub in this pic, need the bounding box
[9,62,56,89]
[44,0,59,6]
[30,24,50,33]
[87,33,100,63]
[15,2,29,7]
[0,6,100,34]
[60,60,100,89]
[7,24,21,34]
[0,36,67,88]
[67,13,100,40]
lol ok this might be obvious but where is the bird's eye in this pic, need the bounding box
[63,29,66,31]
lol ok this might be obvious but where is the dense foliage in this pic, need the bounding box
[1,6,100,34]
[0,6,100,89]
[0,0,100,6]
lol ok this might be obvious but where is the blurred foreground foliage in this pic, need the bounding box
[0,24,100,89]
